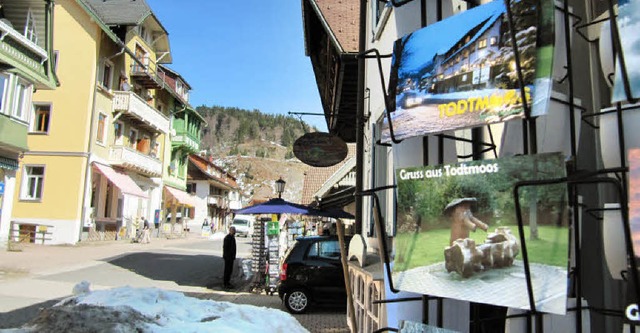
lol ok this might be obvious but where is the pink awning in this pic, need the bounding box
[164,185,197,207]
[93,163,148,198]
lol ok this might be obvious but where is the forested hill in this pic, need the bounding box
[195,105,318,202]
[196,105,316,158]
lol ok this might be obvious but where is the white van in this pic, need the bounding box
[231,214,255,237]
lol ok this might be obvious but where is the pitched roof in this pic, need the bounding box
[188,154,238,190]
[304,0,360,53]
[300,143,356,205]
[84,0,152,25]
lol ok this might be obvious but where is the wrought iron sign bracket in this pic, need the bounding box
[358,48,403,144]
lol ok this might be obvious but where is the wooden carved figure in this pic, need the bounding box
[444,198,488,245]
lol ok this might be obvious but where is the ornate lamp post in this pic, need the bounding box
[275,177,286,199]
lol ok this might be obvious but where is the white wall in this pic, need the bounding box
[193,180,209,225]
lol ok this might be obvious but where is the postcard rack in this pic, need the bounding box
[360,0,640,331]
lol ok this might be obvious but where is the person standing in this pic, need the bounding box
[222,226,237,289]
[141,218,151,244]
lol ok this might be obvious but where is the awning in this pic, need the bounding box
[93,163,148,198]
[164,185,197,207]
[0,156,19,171]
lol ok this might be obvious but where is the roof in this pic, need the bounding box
[158,64,192,90]
[440,10,504,65]
[300,143,356,205]
[187,154,238,190]
[84,0,152,25]
[303,0,360,54]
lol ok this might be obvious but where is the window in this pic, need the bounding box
[133,44,149,73]
[128,128,138,148]
[490,36,498,46]
[307,240,341,260]
[12,80,31,122]
[114,121,124,145]
[32,104,51,133]
[372,0,392,40]
[96,113,107,144]
[101,60,113,89]
[139,25,150,43]
[478,39,487,49]
[176,81,184,96]
[21,165,45,200]
[186,183,196,194]
[24,10,38,44]
[0,73,9,114]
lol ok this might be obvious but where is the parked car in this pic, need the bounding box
[231,214,254,237]
[277,235,351,314]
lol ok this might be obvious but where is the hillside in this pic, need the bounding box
[196,106,317,203]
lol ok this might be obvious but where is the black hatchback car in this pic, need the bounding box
[277,235,351,314]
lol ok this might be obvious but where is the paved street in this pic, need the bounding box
[0,232,348,332]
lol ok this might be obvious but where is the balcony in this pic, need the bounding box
[130,63,163,89]
[109,145,162,177]
[172,129,200,153]
[207,195,229,208]
[0,17,56,89]
[113,91,170,134]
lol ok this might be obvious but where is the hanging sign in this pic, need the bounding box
[611,0,640,102]
[381,0,555,142]
[293,132,348,167]
[393,153,568,314]
[267,221,280,235]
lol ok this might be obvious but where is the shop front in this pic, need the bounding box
[163,185,197,236]
[89,162,149,241]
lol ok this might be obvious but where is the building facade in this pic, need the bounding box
[187,154,240,232]
[158,64,204,232]
[10,0,194,244]
[0,0,59,249]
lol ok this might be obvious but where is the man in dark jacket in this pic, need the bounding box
[223,226,237,289]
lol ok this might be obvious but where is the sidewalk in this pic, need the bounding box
[0,234,195,278]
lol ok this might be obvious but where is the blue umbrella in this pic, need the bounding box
[233,198,317,215]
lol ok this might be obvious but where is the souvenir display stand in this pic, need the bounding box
[357,0,640,332]
[250,217,268,292]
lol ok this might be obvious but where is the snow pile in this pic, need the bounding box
[5,286,308,333]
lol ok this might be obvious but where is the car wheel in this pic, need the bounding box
[284,289,310,314]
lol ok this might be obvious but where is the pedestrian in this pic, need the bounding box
[222,226,237,289]
[141,218,151,244]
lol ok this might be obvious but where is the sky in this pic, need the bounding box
[7,284,309,332]
[145,1,328,132]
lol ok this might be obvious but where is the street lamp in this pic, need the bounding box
[275,177,286,199]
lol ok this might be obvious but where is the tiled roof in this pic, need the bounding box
[84,0,152,25]
[300,143,356,205]
[188,154,238,189]
[308,0,360,53]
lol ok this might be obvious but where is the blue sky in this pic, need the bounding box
[146,0,328,131]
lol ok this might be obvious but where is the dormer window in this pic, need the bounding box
[139,25,150,43]
[176,81,184,96]
[25,10,38,44]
